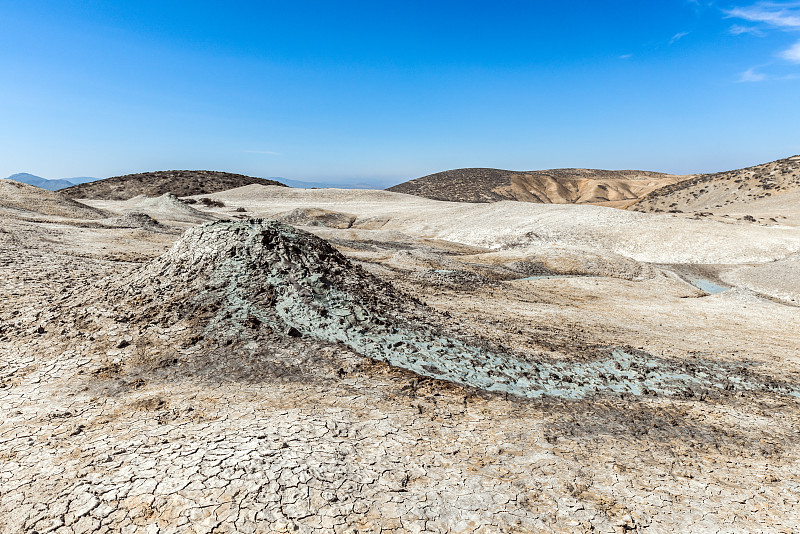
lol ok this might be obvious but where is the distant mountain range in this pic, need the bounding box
[5,173,99,191]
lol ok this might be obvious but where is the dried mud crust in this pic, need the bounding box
[273,208,357,229]
[2,216,800,532]
[2,313,799,534]
[2,357,798,534]
[110,212,174,233]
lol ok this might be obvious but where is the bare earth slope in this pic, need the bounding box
[631,155,800,221]
[2,184,800,531]
[59,170,287,200]
[0,179,107,219]
[2,204,800,532]
[203,185,800,264]
[388,167,690,207]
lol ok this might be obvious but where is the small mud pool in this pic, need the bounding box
[689,278,730,294]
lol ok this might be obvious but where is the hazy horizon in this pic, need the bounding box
[9,153,800,192]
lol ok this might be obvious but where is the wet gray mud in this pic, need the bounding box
[659,263,732,295]
[103,220,797,400]
[687,277,730,294]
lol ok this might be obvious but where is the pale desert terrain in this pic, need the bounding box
[1,177,799,533]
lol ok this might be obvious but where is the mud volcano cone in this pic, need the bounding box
[113,219,510,389]
[116,219,407,341]
[113,219,531,393]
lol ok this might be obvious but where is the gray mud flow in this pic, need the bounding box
[105,219,797,399]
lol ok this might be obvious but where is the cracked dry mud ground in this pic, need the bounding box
[2,214,800,533]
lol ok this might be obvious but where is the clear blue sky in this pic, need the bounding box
[2,0,800,185]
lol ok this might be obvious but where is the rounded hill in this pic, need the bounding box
[59,170,287,200]
[387,167,689,206]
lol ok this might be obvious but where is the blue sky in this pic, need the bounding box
[2,1,800,185]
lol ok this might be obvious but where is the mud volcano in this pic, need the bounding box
[113,218,414,342]
[111,219,798,399]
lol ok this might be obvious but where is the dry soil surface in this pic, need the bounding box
[0,180,108,220]
[2,187,800,533]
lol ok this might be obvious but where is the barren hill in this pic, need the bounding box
[0,179,107,219]
[388,167,690,207]
[630,155,800,220]
[60,170,287,200]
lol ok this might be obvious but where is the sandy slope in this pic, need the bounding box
[723,253,800,305]
[80,193,219,225]
[0,179,107,219]
[632,155,800,222]
[199,185,800,265]
[504,171,689,207]
[710,189,800,226]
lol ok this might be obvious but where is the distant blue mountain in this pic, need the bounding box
[6,173,74,191]
[64,176,100,185]
[4,173,100,190]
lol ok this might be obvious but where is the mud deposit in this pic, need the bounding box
[2,201,800,533]
[94,220,791,400]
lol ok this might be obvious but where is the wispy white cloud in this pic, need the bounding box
[727,1,800,75]
[725,2,800,29]
[686,0,715,12]
[244,150,281,155]
[669,31,690,44]
[739,67,768,81]
[738,66,800,80]
[780,38,800,60]
[729,24,764,35]
[619,53,633,59]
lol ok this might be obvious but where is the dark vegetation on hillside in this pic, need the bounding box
[60,170,287,200]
